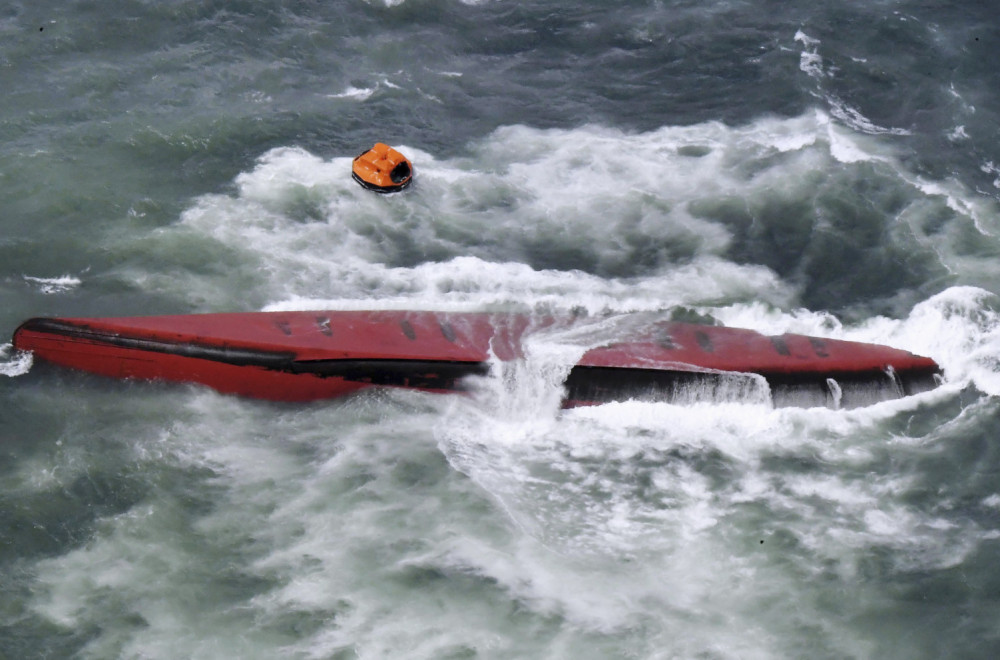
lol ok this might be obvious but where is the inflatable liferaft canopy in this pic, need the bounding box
[352,143,413,193]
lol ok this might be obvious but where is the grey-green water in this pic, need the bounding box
[4,1,1000,658]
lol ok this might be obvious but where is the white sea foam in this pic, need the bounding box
[981,161,1000,189]
[326,85,375,101]
[30,378,976,659]
[827,95,912,137]
[794,30,824,79]
[24,291,1000,659]
[164,112,955,314]
[136,115,1000,381]
[23,274,81,294]
[948,125,970,141]
[427,384,950,656]
[427,335,988,641]
[173,122,823,309]
[0,343,32,376]
[41,115,1000,657]
[795,31,911,139]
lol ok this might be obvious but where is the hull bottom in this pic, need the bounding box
[12,311,944,409]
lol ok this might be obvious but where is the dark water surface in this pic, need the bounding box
[4,1,1000,658]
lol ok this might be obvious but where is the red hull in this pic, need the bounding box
[12,310,941,407]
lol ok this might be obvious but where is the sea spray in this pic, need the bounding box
[0,343,32,377]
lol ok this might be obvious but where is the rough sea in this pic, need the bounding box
[3,1,1000,658]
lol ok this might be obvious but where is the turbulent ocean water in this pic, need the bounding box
[3,1,1000,657]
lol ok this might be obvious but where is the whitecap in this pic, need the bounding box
[326,85,375,101]
[23,274,82,294]
[827,95,912,137]
[948,125,970,141]
[0,343,33,377]
[794,30,824,78]
[981,161,1000,188]
[794,31,911,138]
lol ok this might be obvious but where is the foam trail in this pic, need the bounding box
[430,377,979,658]
[795,31,911,137]
[23,274,82,295]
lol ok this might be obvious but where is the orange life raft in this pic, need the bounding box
[351,143,413,193]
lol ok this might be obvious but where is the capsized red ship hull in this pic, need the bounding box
[11,310,942,408]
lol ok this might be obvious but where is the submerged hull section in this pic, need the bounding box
[12,310,942,408]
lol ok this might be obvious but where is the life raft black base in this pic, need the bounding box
[352,143,413,193]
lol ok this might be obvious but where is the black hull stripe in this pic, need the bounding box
[19,318,298,369]
[17,318,487,390]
